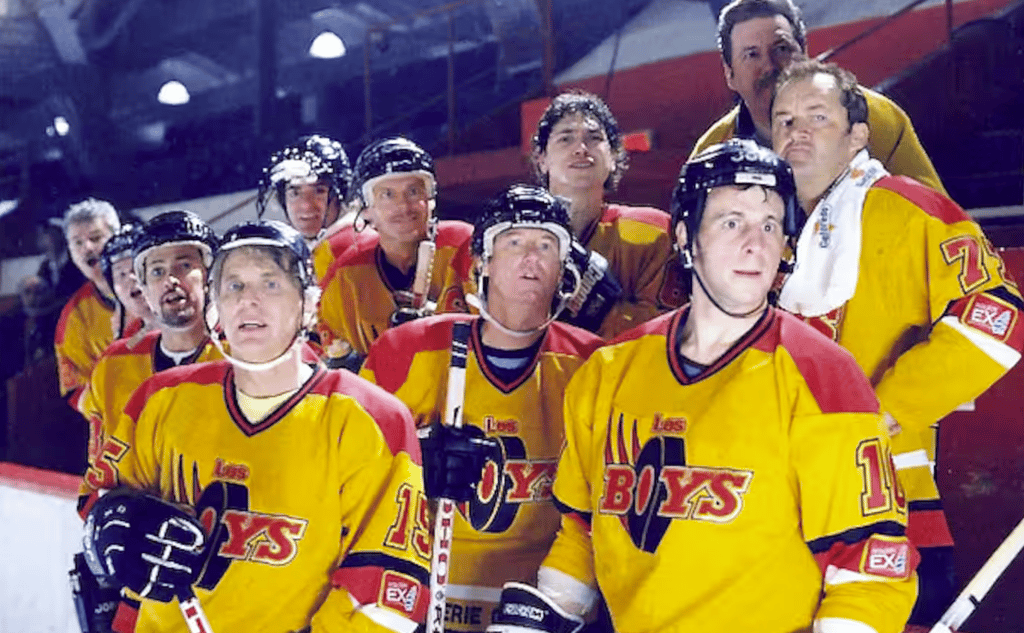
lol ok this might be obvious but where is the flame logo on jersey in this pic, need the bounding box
[599,412,754,553]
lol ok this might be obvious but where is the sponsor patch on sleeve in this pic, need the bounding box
[860,535,911,580]
[379,570,422,617]
[960,293,1018,342]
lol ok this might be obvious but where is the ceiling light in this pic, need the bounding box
[309,31,346,59]
[158,80,190,105]
[53,116,70,136]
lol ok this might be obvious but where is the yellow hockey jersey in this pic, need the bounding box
[55,280,117,401]
[543,308,918,633]
[318,221,475,359]
[361,314,603,632]
[690,90,946,195]
[78,329,222,502]
[782,176,1024,549]
[312,223,359,282]
[94,361,430,633]
[581,204,685,339]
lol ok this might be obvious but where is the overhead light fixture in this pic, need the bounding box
[309,31,346,59]
[158,80,190,105]
[53,116,70,136]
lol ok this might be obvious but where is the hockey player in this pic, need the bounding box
[79,211,222,501]
[690,0,945,194]
[55,198,121,405]
[99,223,155,339]
[531,91,684,339]
[257,134,357,280]
[771,60,1024,627]
[361,185,603,632]
[488,139,919,633]
[318,136,475,369]
[79,219,429,632]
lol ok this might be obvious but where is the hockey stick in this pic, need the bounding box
[412,238,437,312]
[427,321,472,633]
[177,588,215,633]
[929,513,1024,632]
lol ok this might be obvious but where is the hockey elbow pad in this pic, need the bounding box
[419,421,497,501]
[562,242,622,333]
[83,490,207,603]
[486,582,585,633]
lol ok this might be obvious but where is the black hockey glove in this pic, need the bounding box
[390,306,430,327]
[83,490,207,603]
[561,242,622,333]
[486,582,585,633]
[69,551,121,633]
[419,421,497,501]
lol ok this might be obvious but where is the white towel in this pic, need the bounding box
[779,149,888,317]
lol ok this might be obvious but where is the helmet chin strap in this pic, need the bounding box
[205,298,310,373]
[467,264,580,338]
[686,244,768,320]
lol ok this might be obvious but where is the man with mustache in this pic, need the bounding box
[79,211,222,502]
[54,198,121,406]
[690,0,945,195]
[771,59,1023,629]
[318,136,474,370]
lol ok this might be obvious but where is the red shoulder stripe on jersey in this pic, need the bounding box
[330,369,423,463]
[332,553,429,621]
[318,234,381,290]
[224,364,327,436]
[435,220,473,247]
[872,176,969,225]
[601,204,671,231]
[946,291,1024,351]
[366,315,466,394]
[123,362,230,422]
[906,508,955,548]
[544,322,605,359]
[101,329,160,360]
[772,312,880,414]
[54,281,95,345]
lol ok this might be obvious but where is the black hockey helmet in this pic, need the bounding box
[353,137,436,208]
[670,138,803,246]
[133,210,217,279]
[471,184,574,264]
[215,220,314,291]
[100,223,143,290]
[257,134,352,221]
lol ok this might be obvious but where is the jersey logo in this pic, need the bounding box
[961,293,1018,342]
[464,435,556,533]
[600,413,753,553]
[484,415,519,434]
[380,570,422,617]
[650,413,687,435]
[861,534,911,579]
[213,458,251,482]
[440,286,468,313]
